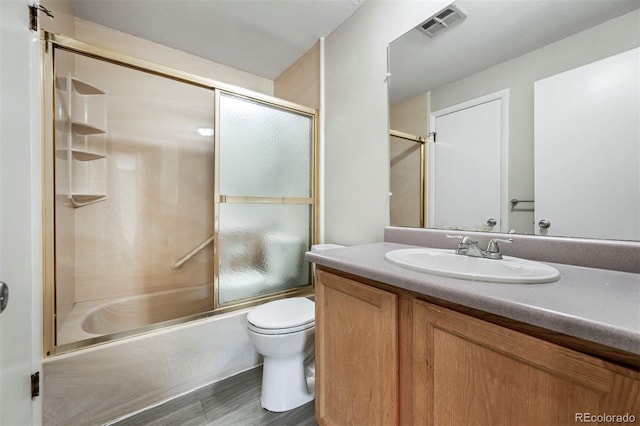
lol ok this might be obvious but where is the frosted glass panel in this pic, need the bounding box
[218,203,311,304]
[219,93,312,197]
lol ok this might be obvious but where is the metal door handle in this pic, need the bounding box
[538,219,551,229]
[0,281,8,314]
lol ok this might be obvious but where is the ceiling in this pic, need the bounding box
[58,0,640,98]
[390,0,640,104]
[68,0,365,80]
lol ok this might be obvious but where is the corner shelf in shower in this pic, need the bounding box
[71,148,106,161]
[56,75,108,208]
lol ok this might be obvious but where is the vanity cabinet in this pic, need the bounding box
[314,267,640,426]
[412,300,640,425]
[315,268,398,426]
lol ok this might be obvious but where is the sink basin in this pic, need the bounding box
[385,248,560,284]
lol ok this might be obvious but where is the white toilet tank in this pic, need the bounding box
[311,244,344,251]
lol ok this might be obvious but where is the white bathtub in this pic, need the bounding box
[82,284,214,335]
[57,284,215,345]
[44,297,260,425]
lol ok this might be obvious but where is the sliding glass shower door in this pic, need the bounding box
[43,34,316,355]
[50,47,216,351]
[217,92,314,305]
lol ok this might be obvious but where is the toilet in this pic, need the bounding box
[247,297,316,412]
[246,243,343,412]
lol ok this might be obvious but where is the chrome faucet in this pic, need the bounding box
[446,235,513,260]
[449,235,484,257]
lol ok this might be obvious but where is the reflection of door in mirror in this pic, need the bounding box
[534,47,639,241]
[429,90,508,233]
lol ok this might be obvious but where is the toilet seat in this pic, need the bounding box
[248,321,314,335]
[247,297,315,335]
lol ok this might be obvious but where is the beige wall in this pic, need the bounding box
[390,93,428,137]
[274,41,321,109]
[389,136,422,227]
[40,0,76,36]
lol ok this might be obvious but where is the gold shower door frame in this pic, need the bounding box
[41,32,319,356]
[389,129,427,228]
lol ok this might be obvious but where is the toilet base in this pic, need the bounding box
[260,354,314,412]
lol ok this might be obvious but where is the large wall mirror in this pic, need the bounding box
[389,0,639,241]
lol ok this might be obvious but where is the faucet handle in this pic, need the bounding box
[447,234,477,255]
[461,236,478,244]
[484,238,513,259]
[446,234,466,254]
[446,234,477,244]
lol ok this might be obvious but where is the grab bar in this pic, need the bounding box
[510,198,534,206]
[173,235,214,269]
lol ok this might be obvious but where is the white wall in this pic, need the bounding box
[323,0,449,245]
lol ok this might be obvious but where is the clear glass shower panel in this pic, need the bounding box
[53,48,215,347]
[218,204,311,305]
[219,93,313,198]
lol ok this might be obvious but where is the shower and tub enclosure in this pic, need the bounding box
[43,33,318,355]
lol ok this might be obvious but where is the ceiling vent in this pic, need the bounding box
[417,4,467,38]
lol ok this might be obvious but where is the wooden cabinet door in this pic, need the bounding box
[315,269,398,426]
[412,300,640,425]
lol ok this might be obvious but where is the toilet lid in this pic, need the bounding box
[247,297,315,330]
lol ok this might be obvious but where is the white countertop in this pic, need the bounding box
[306,242,640,356]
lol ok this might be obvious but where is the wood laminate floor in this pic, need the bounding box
[112,366,316,426]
